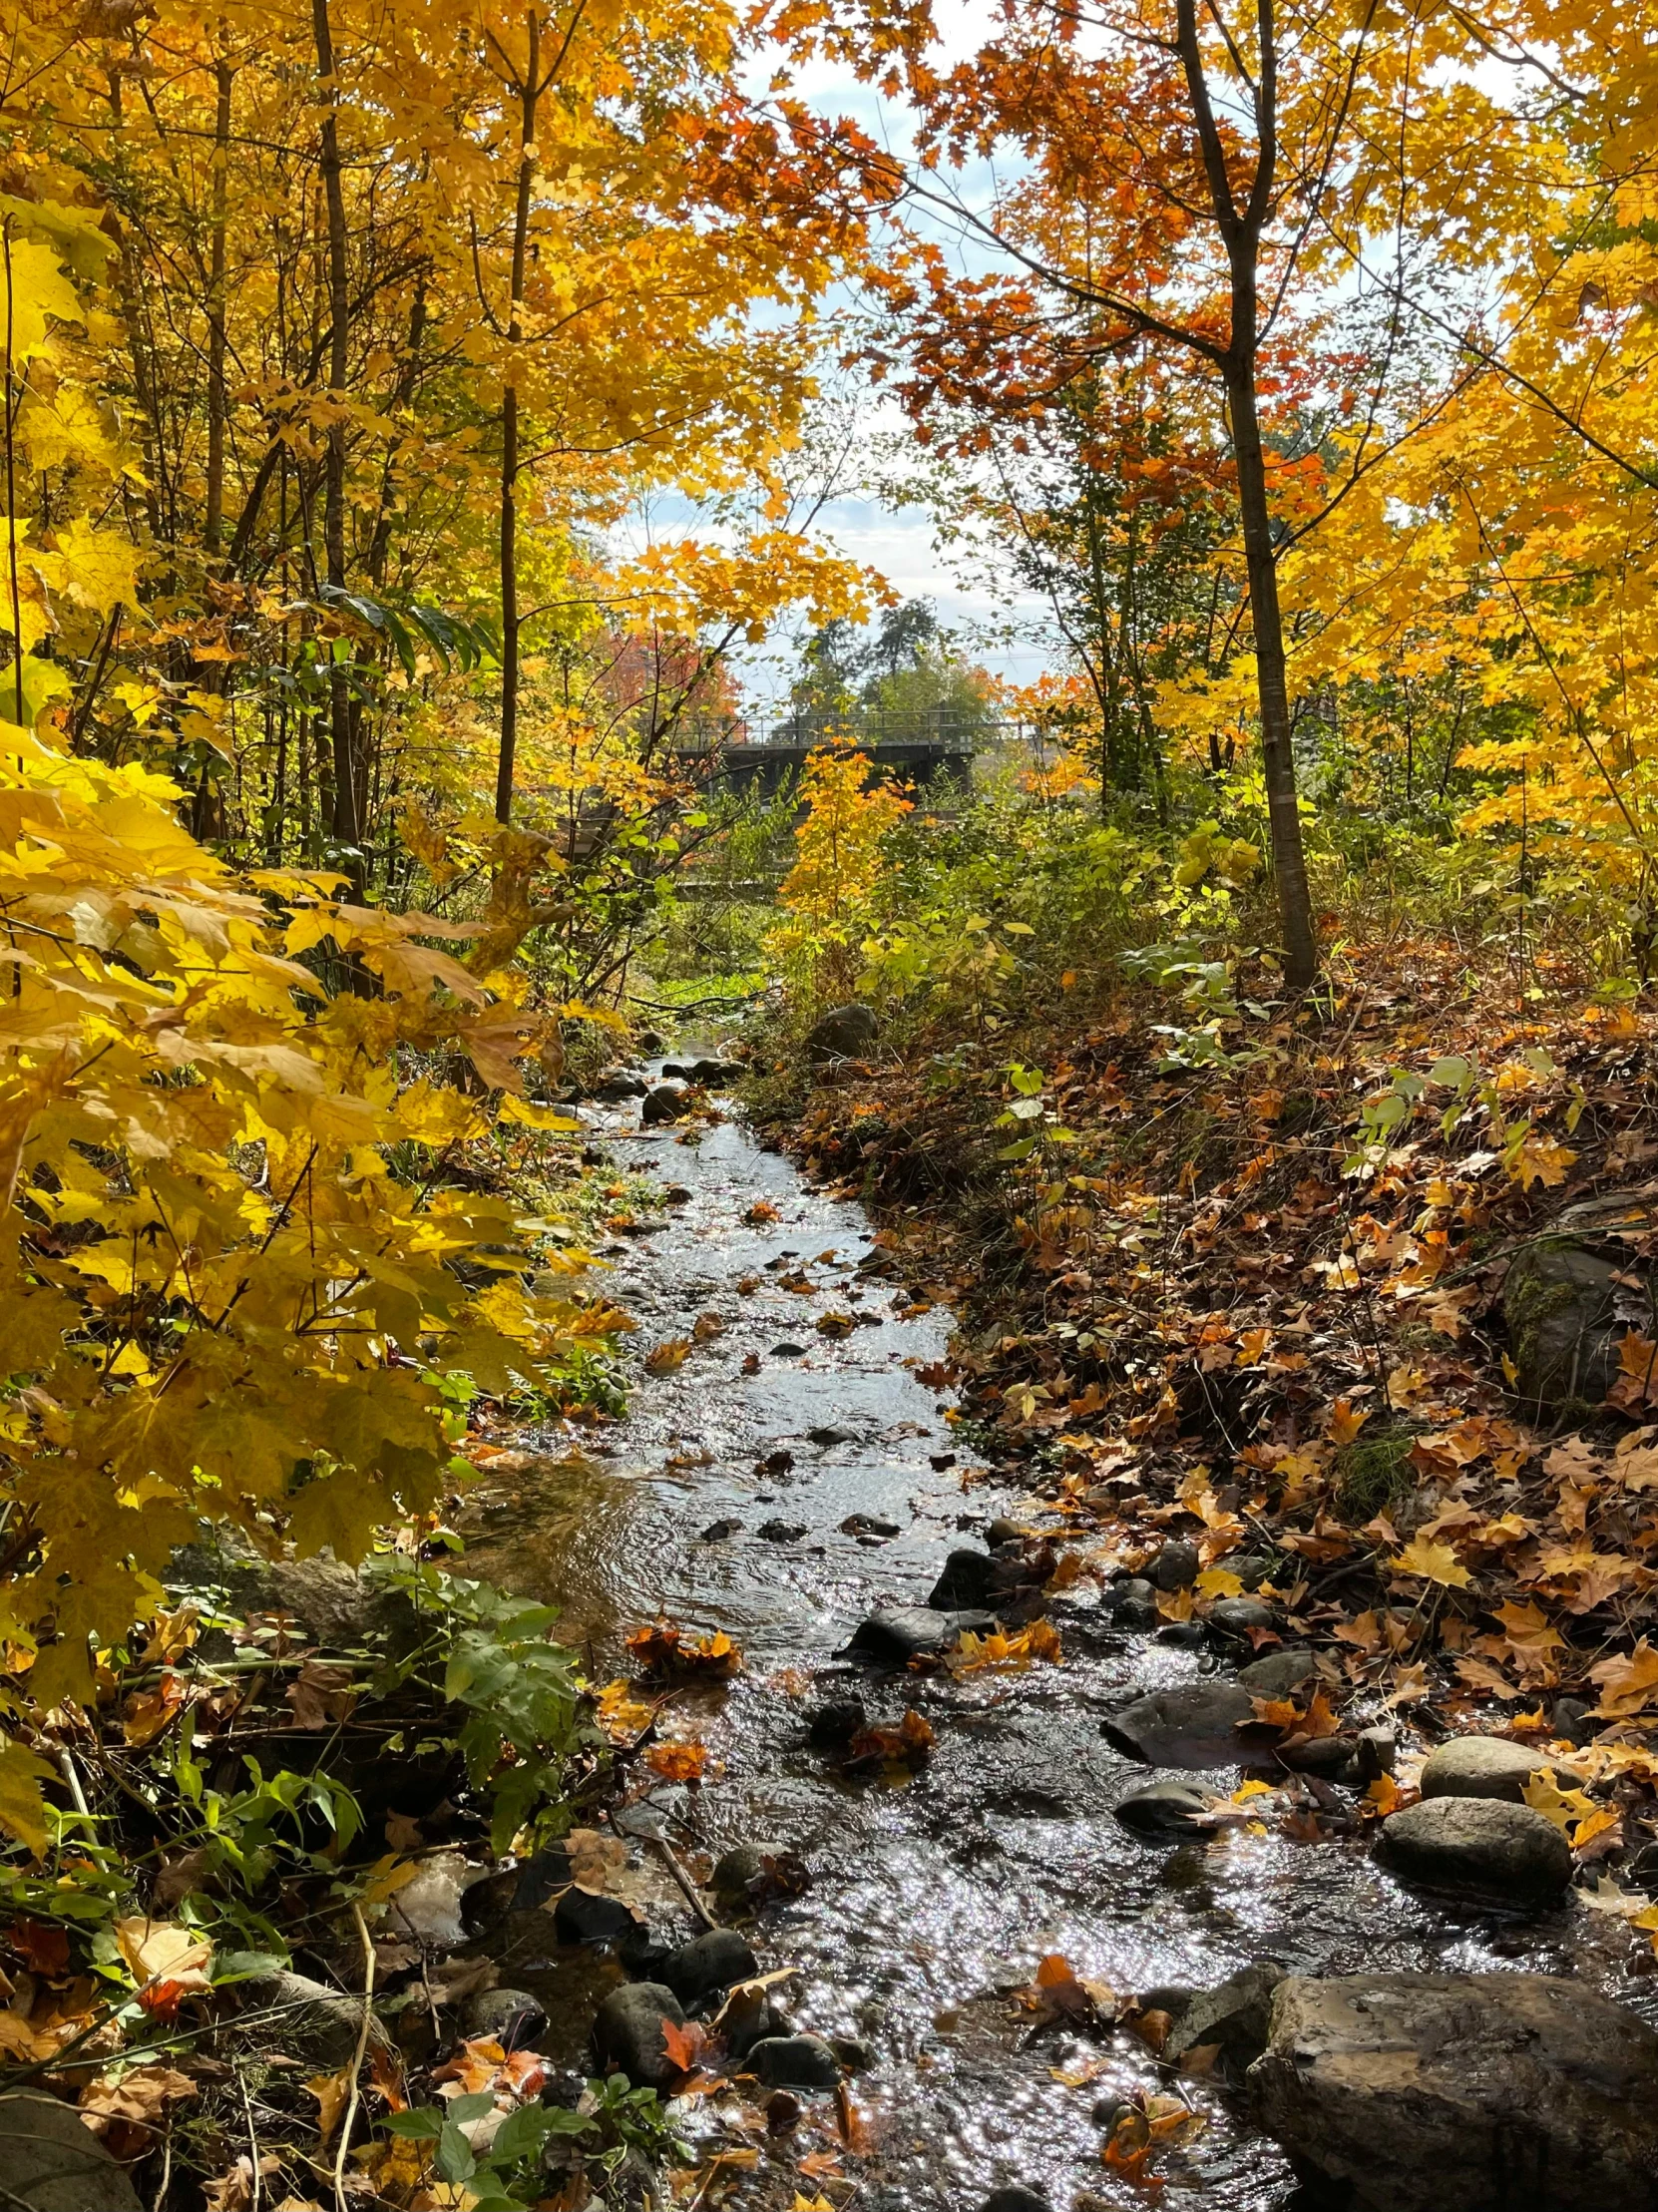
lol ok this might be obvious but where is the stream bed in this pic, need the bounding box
[461,1071,1648,2212]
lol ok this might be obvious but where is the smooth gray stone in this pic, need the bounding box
[1419,1735,1550,1804]
[1102,1681,1271,1768]
[1379,1797,1572,1903]
[748,2032,841,2089]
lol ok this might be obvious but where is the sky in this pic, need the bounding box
[618,7,1062,722]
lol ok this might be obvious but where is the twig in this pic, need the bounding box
[332,1901,376,2212]
[56,1747,90,1823]
[241,2070,262,2212]
[651,1834,715,1929]
[151,2117,174,2212]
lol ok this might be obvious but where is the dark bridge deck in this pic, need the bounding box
[677,737,978,799]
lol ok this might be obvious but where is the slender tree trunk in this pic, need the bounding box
[205,44,232,554]
[310,0,361,878]
[496,10,542,826]
[1176,0,1318,989]
[1225,355,1317,987]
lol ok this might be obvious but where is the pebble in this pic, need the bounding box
[1235,1648,1319,1697]
[986,1517,1028,1547]
[748,2032,841,2089]
[806,1695,867,1746]
[1153,1539,1201,1590]
[1208,1596,1276,1635]
[769,1342,807,1357]
[592,1983,687,2088]
[809,1425,857,1446]
[1550,1696,1595,1746]
[463,1988,548,2051]
[928,1546,1000,1609]
[1102,1681,1270,1768]
[712,1844,769,1899]
[757,1520,807,1543]
[841,1513,900,1539]
[641,1083,689,1124]
[555,1886,640,1946]
[699,1519,742,1542]
[848,1606,995,1660]
[978,2189,1051,2212]
[1113,1779,1216,1837]
[663,1928,759,2004]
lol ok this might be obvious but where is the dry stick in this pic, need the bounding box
[652,1835,715,1929]
[332,1901,376,2212]
[242,2069,263,2212]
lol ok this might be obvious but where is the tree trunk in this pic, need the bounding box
[205,44,232,554]
[1225,355,1318,988]
[310,0,361,881]
[1175,0,1318,988]
[495,10,542,826]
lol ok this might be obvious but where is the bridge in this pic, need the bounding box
[673,719,995,800]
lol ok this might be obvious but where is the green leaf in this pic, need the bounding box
[435,2118,478,2184]
[383,2107,446,2140]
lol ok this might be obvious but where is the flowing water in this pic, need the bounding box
[462,1068,1651,2212]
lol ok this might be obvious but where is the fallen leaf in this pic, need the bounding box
[203,2155,283,2212]
[11,1918,69,1977]
[306,2067,352,2145]
[1591,1638,1658,1717]
[1387,1535,1472,1588]
[644,1740,709,1783]
[286,1659,358,1730]
[1510,1134,1577,1191]
[645,1338,691,1375]
[1327,1398,1372,1446]
[114,1917,212,2006]
[847,1709,934,1768]
[661,2017,709,2074]
[624,1621,742,1678]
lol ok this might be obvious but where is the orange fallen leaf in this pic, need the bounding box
[644,1740,708,1783]
[625,1620,743,1678]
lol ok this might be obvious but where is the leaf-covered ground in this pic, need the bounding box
[777,956,1658,1887]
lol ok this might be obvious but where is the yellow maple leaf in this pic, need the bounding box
[1590,1638,1658,1717]
[1521,1770,1596,1833]
[1387,1535,1472,1587]
[1509,1135,1577,1191]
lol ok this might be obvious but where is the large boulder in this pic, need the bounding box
[0,2092,142,2212]
[1102,1681,1275,1768]
[1420,1736,1551,1804]
[1378,1797,1571,1905]
[804,1004,878,1066]
[1248,1973,1658,2211]
[1504,1236,1623,1414]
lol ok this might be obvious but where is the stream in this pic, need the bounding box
[461,1062,1648,2212]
